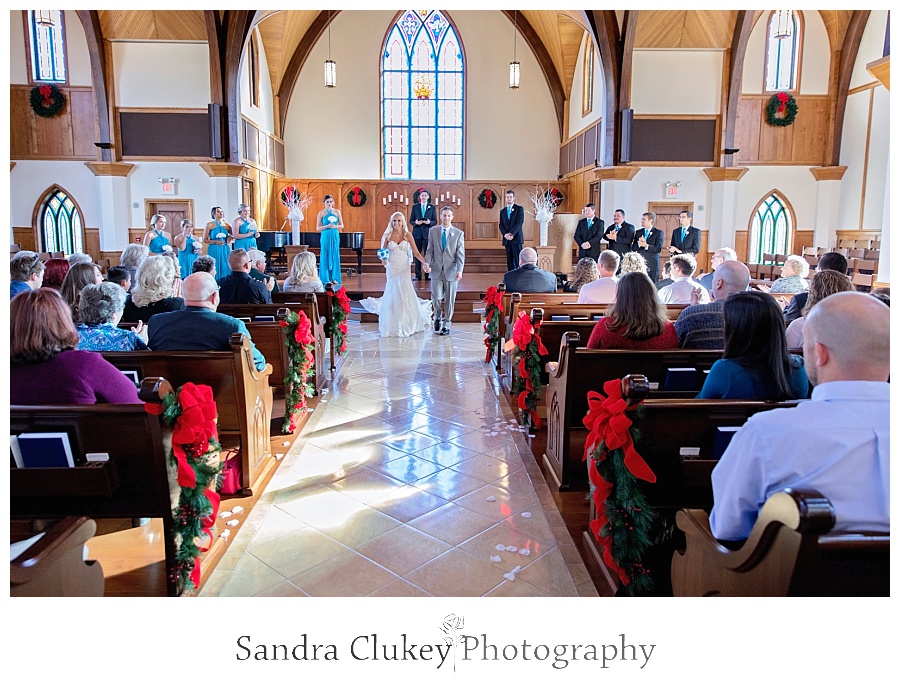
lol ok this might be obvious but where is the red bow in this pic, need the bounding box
[482,285,504,309]
[293,311,314,345]
[171,383,218,489]
[512,311,548,428]
[776,91,789,113]
[351,187,362,205]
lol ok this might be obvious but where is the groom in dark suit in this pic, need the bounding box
[409,189,437,280]
[499,189,524,272]
[573,203,604,261]
[668,210,701,256]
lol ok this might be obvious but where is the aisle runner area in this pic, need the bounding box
[201,322,596,596]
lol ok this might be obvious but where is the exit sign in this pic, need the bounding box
[161,182,175,195]
[665,185,679,198]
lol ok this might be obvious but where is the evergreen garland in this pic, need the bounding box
[328,286,351,355]
[765,92,798,127]
[279,310,317,433]
[482,286,505,363]
[510,311,547,429]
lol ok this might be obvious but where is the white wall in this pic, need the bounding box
[735,166,818,231]
[626,167,712,232]
[9,11,92,86]
[239,28,276,134]
[567,32,604,139]
[112,42,210,108]
[124,162,223,228]
[9,161,101,228]
[632,50,723,115]
[850,10,889,89]
[283,10,559,180]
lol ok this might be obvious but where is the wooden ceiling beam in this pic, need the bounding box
[75,11,112,162]
[722,10,754,167]
[222,11,256,164]
[830,10,871,165]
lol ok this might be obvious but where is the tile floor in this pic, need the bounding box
[201,321,597,597]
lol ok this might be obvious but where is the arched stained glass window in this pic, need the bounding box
[765,10,801,92]
[749,193,791,264]
[28,10,67,83]
[42,188,83,254]
[382,10,464,180]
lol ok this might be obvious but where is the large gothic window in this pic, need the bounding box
[27,10,67,83]
[41,188,83,254]
[764,10,801,92]
[749,193,791,263]
[381,10,464,180]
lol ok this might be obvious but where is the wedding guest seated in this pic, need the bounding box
[697,247,737,292]
[658,253,709,305]
[191,254,217,278]
[10,251,44,299]
[577,250,620,304]
[10,288,140,404]
[248,249,278,293]
[41,258,70,291]
[282,251,324,293]
[783,252,848,323]
[697,291,808,401]
[785,270,853,349]
[758,254,809,294]
[654,260,674,291]
[149,272,267,371]
[870,287,890,308]
[76,282,148,352]
[709,292,889,541]
[586,272,679,349]
[217,249,272,304]
[105,265,132,292]
[162,251,183,298]
[67,252,93,267]
[502,247,557,293]
[123,255,185,323]
[563,257,598,294]
[675,260,750,349]
[59,262,103,321]
[618,251,648,277]
[120,243,149,290]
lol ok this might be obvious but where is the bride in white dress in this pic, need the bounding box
[360,212,433,337]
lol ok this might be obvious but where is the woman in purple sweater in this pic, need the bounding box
[11,289,140,405]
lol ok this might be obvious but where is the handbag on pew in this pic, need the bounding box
[219,449,243,496]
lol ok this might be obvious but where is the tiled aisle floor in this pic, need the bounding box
[201,322,597,597]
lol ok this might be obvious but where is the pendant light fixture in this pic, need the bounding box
[509,10,520,89]
[35,10,55,27]
[773,10,794,39]
[324,10,336,88]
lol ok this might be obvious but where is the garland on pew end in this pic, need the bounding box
[510,310,547,429]
[482,285,505,363]
[145,383,222,594]
[582,378,657,595]
[328,286,351,355]
[279,310,317,433]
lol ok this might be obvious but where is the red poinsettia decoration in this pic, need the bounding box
[335,286,351,311]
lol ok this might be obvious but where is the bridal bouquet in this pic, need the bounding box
[377,248,390,261]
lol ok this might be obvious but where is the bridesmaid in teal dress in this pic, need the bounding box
[174,219,202,277]
[316,195,344,285]
[231,204,259,251]
[202,206,232,278]
[143,215,172,255]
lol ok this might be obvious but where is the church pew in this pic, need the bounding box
[671,488,890,596]
[272,286,338,372]
[10,377,182,596]
[101,335,274,496]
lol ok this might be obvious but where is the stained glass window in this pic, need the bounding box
[29,11,67,83]
[382,10,464,180]
[765,11,800,92]
[42,189,83,254]
[750,194,790,264]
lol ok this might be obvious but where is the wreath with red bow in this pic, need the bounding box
[279,310,317,433]
[478,188,499,209]
[482,285,505,363]
[30,84,66,118]
[547,188,564,206]
[510,310,548,429]
[281,186,300,206]
[346,186,367,208]
[766,92,798,127]
[582,378,657,595]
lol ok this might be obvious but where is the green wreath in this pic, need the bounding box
[30,84,67,118]
[346,186,367,208]
[548,187,564,206]
[766,92,798,127]
[478,188,499,209]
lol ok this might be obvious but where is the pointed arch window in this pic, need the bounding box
[764,10,801,92]
[26,10,67,83]
[41,188,84,254]
[382,10,464,180]
[749,193,791,264]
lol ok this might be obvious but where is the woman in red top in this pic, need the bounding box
[586,271,679,349]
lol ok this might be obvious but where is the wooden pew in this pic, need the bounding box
[10,378,182,596]
[101,335,274,496]
[272,285,338,372]
[672,488,890,596]
[544,331,725,491]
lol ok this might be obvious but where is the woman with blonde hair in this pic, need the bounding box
[619,251,649,277]
[564,257,599,293]
[123,254,185,322]
[143,214,172,255]
[232,203,260,251]
[282,251,324,293]
[359,212,432,337]
[785,269,854,348]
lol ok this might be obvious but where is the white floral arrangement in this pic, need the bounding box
[528,187,559,247]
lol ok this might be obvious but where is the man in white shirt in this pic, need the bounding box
[657,253,709,305]
[709,292,890,541]
[577,250,620,304]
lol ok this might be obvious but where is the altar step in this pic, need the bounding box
[299,247,509,274]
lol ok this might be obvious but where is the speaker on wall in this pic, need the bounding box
[208,103,222,159]
[620,108,634,164]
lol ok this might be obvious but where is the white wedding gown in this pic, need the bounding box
[360,240,433,337]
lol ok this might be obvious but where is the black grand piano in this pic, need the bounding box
[257,231,365,275]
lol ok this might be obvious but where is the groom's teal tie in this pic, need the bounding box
[441,227,447,252]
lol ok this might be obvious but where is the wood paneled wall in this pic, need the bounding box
[271,180,571,247]
[13,226,100,259]
[10,85,97,160]
[734,228,816,263]
[734,95,831,165]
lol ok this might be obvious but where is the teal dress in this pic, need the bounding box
[233,218,258,252]
[319,212,342,285]
[207,222,232,278]
[147,229,170,255]
[177,235,201,276]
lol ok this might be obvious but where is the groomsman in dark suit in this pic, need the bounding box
[410,189,437,280]
[499,190,524,272]
[573,203,604,261]
[631,211,665,282]
[668,210,701,256]
[602,208,635,260]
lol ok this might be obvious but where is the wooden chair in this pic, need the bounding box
[774,253,787,265]
[10,516,104,597]
[847,248,866,259]
[761,252,777,265]
[803,255,818,268]
[671,488,890,596]
[815,247,831,256]
[854,259,877,275]
[864,249,880,261]
[832,247,849,257]
[851,273,874,292]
